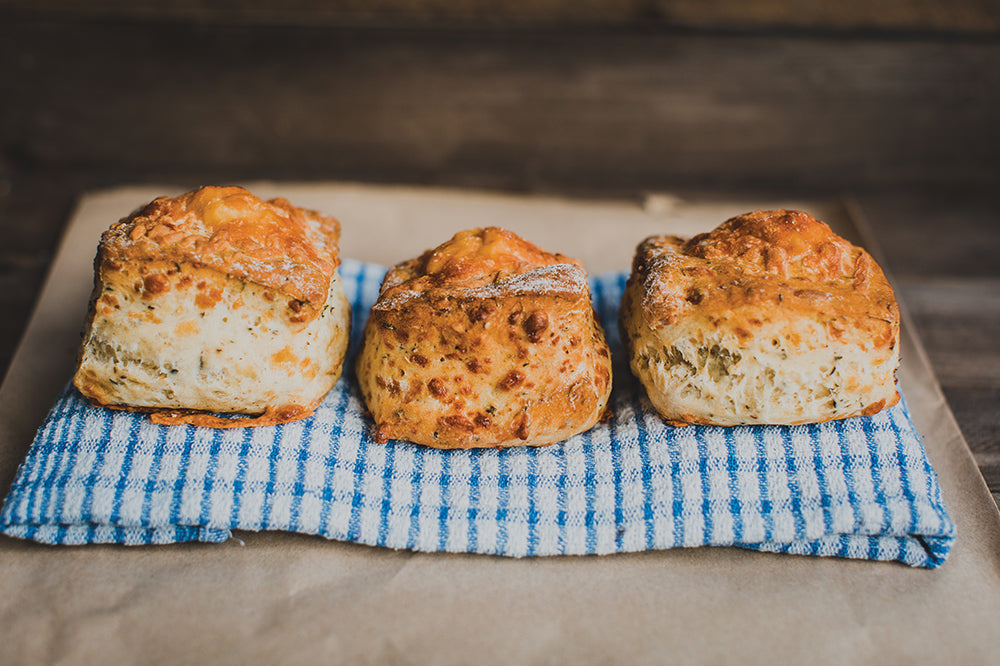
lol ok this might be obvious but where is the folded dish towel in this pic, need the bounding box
[0,259,955,567]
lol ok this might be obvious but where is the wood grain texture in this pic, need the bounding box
[1,18,999,194]
[1,0,998,33]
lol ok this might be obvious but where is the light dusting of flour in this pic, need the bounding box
[465,264,587,298]
[376,263,588,309]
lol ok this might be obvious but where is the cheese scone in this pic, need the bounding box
[621,209,900,426]
[73,186,351,427]
[357,227,612,449]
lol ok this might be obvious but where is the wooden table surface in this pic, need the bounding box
[0,12,997,506]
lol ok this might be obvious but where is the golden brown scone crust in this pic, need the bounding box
[73,186,351,427]
[99,185,341,311]
[357,227,612,449]
[621,209,900,426]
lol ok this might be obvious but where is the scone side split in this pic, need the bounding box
[73,186,352,427]
[357,227,613,449]
[621,209,900,426]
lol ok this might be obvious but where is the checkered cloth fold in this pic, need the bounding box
[0,259,955,567]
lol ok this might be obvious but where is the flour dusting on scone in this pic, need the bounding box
[73,186,351,427]
[621,209,899,426]
[357,227,612,448]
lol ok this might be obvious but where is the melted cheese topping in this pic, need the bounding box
[634,210,897,348]
[377,227,586,309]
[100,186,341,306]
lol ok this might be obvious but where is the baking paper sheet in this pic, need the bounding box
[1,183,998,664]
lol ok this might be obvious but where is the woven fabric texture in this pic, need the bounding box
[0,259,955,567]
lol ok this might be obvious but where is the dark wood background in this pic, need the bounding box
[1,2,997,504]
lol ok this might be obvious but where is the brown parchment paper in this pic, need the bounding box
[1,184,998,665]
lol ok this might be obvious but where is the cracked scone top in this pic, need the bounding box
[357,227,612,449]
[99,185,341,308]
[620,209,900,426]
[73,186,351,427]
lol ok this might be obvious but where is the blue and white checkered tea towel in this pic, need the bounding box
[0,259,955,567]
